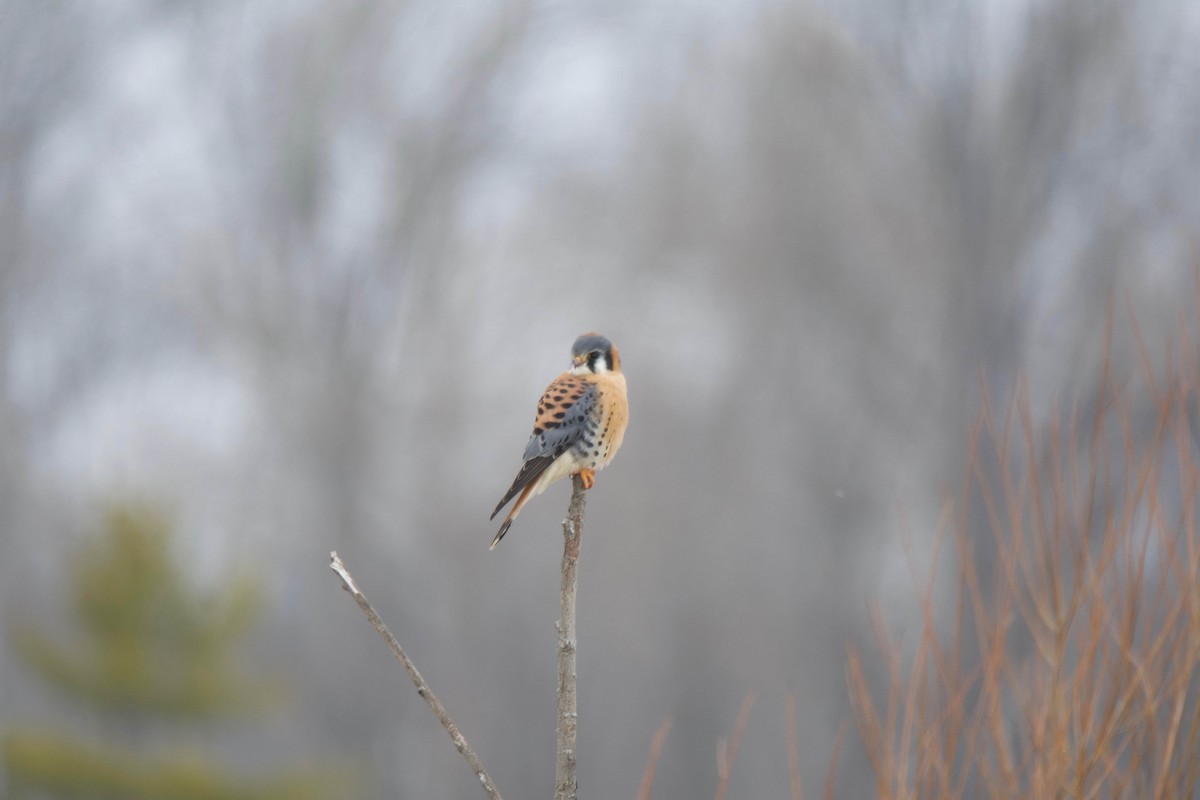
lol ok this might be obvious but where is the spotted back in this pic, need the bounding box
[527,375,594,452]
[490,376,598,518]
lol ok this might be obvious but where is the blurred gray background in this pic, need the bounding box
[3,0,1199,796]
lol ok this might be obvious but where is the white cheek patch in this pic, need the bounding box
[567,353,608,375]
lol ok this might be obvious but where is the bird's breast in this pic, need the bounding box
[571,374,627,469]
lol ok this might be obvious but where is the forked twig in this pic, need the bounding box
[329,551,502,800]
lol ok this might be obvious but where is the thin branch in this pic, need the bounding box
[714,691,757,800]
[637,719,674,800]
[329,551,502,800]
[556,474,587,800]
[823,719,849,800]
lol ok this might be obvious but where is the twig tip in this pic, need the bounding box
[329,550,360,594]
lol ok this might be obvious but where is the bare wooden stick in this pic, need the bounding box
[556,475,587,800]
[329,551,502,800]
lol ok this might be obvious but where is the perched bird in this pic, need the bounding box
[490,333,629,548]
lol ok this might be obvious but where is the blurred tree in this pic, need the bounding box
[3,505,341,799]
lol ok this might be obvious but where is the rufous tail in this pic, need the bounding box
[490,484,536,549]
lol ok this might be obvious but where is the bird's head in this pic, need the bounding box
[569,332,620,375]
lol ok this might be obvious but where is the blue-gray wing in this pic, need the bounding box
[490,379,596,519]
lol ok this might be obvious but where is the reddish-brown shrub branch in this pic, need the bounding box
[849,306,1200,799]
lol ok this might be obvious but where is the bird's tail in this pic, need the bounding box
[490,484,536,549]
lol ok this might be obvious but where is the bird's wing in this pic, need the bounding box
[490,376,596,519]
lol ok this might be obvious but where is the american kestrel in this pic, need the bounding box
[490,333,629,548]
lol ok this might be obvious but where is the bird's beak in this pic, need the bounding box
[573,355,586,366]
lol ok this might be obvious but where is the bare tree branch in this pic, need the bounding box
[329,551,502,800]
[556,475,587,800]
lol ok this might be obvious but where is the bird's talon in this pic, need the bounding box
[578,468,595,490]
